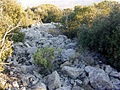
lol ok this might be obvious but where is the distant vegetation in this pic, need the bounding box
[25,4,63,23]
[59,1,118,38]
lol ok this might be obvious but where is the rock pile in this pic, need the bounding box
[2,23,120,90]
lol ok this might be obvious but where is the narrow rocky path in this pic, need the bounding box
[1,23,120,90]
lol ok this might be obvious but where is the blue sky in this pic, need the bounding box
[17,0,120,9]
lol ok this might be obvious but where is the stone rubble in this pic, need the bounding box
[1,23,120,90]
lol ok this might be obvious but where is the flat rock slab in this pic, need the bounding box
[62,66,84,79]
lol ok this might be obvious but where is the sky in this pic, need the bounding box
[17,0,120,9]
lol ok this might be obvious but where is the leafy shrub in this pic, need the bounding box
[0,0,22,88]
[33,46,62,74]
[8,28,25,43]
[30,4,63,23]
[78,5,120,71]
[33,46,55,71]
[60,1,118,38]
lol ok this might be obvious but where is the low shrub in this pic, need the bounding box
[33,46,55,71]
[33,46,62,74]
[9,28,25,43]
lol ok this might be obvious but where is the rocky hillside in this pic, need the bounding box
[1,23,120,90]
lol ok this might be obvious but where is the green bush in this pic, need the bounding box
[33,46,62,74]
[0,0,22,88]
[78,5,120,70]
[9,28,25,43]
[30,4,63,23]
[33,46,55,71]
[60,1,118,39]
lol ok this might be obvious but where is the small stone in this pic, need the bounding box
[75,79,82,86]
[110,71,120,78]
[61,49,76,61]
[72,86,84,90]
[105,65,113,74]
[110,77,120,89]
[62,66,84,79]
[27,47,37,54]
[21,87,26,90]
[21,65,35,74]
[60,61,72,68]
[10,71,14,75]
[32,82,47,90]
[70,79,75,85]
[66,43,76,49]
[22,81,28,86]
[13,81,19,88]
[84,66,94,73]
[56,86,71,90]
[83,77,90,85]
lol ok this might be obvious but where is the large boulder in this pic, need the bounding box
[62,66,84,79]
[85,66,113,89]
[44,71,61,90]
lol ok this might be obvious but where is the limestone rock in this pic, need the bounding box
[110,77,120,89]
[61,49,76,61]
[56,86,71,90]
[27,47,37,54]
[110,71,120,78]
[31,82,47,90]
[105,65,113,74]
[44,71,61,90]
[72,86,84,90]
[85,66,113,89]
[62,66,84,79]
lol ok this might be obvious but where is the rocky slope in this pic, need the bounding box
[1,23,120,90]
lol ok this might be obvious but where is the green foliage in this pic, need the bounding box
[30,4,63,23]
[0,0,13,66]
[74,6,98,25]
[8,28,25,43]
[26,7,35,20]
[0,1,26,85]
[94,0,118,16]
[60,1,118,38]
[0,0,26,62]
[58,48,62,55]
[60,5,98,38]
[0,0,28,88]
[78,5,120,70]
[33,46,62,73]
[33,46,55,71]
[1,0,31,27]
